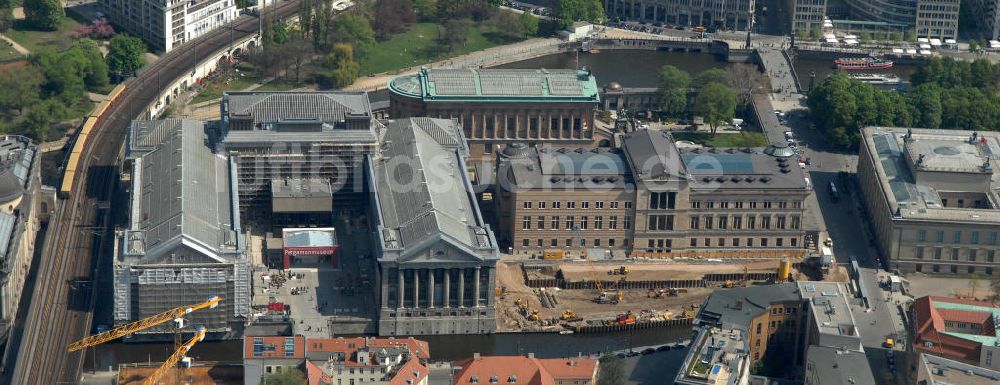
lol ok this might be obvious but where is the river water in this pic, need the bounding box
[86,327,694,370]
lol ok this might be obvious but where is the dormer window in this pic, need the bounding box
[508,375,517,383]
[470,375,479,384]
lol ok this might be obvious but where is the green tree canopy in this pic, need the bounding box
[329,13,375,53]
[695,81,736,136]
[0,66,43,116]
[23,0,63,31]
[656,65,691,117]
[106,35,146,79]
[554,0,606,28]
[75,39,110,89]
[696,68,727,89]
[597,354,625,385]
[324,43,360,88]
[518,11,539,37]
[261,369,308,385]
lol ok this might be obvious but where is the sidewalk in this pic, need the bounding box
[0,33,29,56]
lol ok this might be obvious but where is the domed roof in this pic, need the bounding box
[501,142,530,158]
[0,170,23,203]
[764,144,795,158]
[605,81,622,91]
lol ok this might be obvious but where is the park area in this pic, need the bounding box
[359,22,520,75]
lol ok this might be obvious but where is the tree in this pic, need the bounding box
[298,0,313,38]
[0,6,15,32]
[413,0,437,21]
[695,81,736,136]
[696,68,727,89]
[859,31,871,44]
[904,29,917,43]
[439,18,472,49]
[23,0,63,31]
[808,28,821,40]
[518,11,539,37]
[234,0,248,9]
[324,43,360,88]
[19,98,66,141]
[554,0,606,28]
[261,369,308,385]
[726,63,763,107]
[75,39,110,89]
[107,35,146,79]
[371,0,415,40]
[0,66,42,116]
[597,354,625,385]
[910,83,942,129]
[273,20,291,44]
[310,0,332,51]
[284,38,314,82]
[487,11,524,41]
[656,65,690,118]
[970,274,983,299]
[329,13,374,52]
[889,31,902,42]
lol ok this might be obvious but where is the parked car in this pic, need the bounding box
[642,348,656,355]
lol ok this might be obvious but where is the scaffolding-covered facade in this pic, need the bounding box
[115,120,248,336]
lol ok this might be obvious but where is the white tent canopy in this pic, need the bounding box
[825,38,839,43]
[919,50,932,55]
[844,34,858,39]
[905,49,918,54]
[891,48,904,53]
[917,38,929,43]
[929,38,942,46]
[824,33,837,39]
[990,40,1000,48]
[919,43,932,49]
[843,39,858,45]
[944,39,957,45]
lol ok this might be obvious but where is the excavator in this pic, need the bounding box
[573,226,625,305]
[67,295,220,385]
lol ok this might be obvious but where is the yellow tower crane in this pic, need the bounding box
[66,295,220,385]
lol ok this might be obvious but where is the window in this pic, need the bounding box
[704,238,711,246]
[718,238,726,247]
[969,266,976,274]
[523,201,532,209]
[952,248,960,260]
[649,192,677,209]
[647,215,674,231]
[624,216,632,230]
[756,323,762,334]
[566,238,573,247]
[580,216,589,230]
[284,337,296,357]
[539,202,546,209]
[611,201,619,209]
[933,265,940,273]
[704,216,713,230]
[934,248,942,260]
[747,216,756,229]
[989,250,996,262]
[762,238,769,247]
[568,202,576,209]
[761,216,771,229]
[552,216,560,229]
[991,232,998,245]
[720,201,729,209]
[707,201,715,209]
[625,201,633,209]
[763,201,772,209]
[733,238,740,247]
[988,267,994,276]
[916,247,924,259]
[692,201,701,209]
[747,238,753,247]
[735,201,744,209]
[691,216,700,230]
[595,239,602,247]
[951,265,958,274]
[553,201,561,209]
[609,216,618,229]
[595,216,604,229]
[750,202,757,209]
[522,239,529,246]
[596,201,604,209]
[954,231,962,243]
[916,263,923,272]
[791,216,800,229]
[537,216,545,229]
[582,202,590,209]
[936,230,945,242]
[777,216,786,230]
[778,201,787,208]
[733,216,742,229]
[566,216,575,229]
[537,239,543,247]
[609,239,616,247]
[718,216,728,230]
[971,232,980,244]
[791,238,798,247]
[969,249,977,262]
[690,238,697,247]
[777,238,784,247]
[551,239,558,247]
[522,216,531,230]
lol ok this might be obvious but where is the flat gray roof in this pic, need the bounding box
[220,91,379,146]
[124,120,242,263]
[676,327,748,385]
[697,283,800,331]
[372,118,497,261]
[621,129,688,181]
[271,178,333,199]
[497,144,631,191]
[797,281,859,340]
[861,126,1000,223]
[0,136,35,203]
[919,353,1000,385]
[680,147,810,191]
[805,346,876,385]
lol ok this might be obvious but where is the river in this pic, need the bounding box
[85,327,694,370]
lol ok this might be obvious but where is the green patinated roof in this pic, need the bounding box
[932,299,1000,346]
[388,68,601,103]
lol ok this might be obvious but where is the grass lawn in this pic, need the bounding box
[190,76,257,104]
[671,131,769,147]
[359,22,520,76]
[0,40,27,62]
[5,14,86,53]
[254,79,303,92]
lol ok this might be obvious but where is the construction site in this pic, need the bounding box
[495,258,848,333]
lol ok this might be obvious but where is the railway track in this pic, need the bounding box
[7,2,301,383]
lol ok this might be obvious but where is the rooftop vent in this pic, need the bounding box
[760,176,771,183]
[716,176,726,183]
[551,177,561,183]
[745,176,755,182]
[725,148,736,154]
[692,148,702,154]
[607,176,618,182]
[702,176,712,183]
[731,176,741,182]
[574,148,585,153]
[741,148,753,153]
[592,176,602,183]
[780,168,791,173]
[557,148,569,154]
[708,148,718,154]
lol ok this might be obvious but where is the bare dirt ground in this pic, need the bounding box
[497,259,851,332]
[557,260,782,281]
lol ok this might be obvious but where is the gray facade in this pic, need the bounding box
[604,0,756,31]
[966,0,1000,40]
[858,127,1000,276]
[218,92,380,211]
[368,118,499,336]
[99,0,237,51]
[843,0,959,39]
[0,136,40,350]
[115,120,248,335]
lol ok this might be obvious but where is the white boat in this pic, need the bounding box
[559,330,574,335]
[848,73,902,85]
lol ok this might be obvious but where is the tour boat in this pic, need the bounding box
[833,57,893,70]
[847,73,902,85]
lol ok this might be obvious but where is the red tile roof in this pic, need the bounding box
[452,356,597,385]
[243,335,306,359]
[912,296,1000,363]
[246,336,430,385]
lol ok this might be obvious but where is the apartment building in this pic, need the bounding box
[696,283,805,365]
[495,130,813,257]
[452,354,598,385]
[674,327,750,385]
[99,0,238,52]
[388,68,605,162]
[857,127,1000,276]
[789,0,827,32]
[965,0,1000,40]
[603,0,756,31]
[243,336,430,385]
[843,0,959,39]
[0,136,40,351]
[913,296,1000,370]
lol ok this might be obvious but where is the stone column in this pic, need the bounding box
[381,268,389,308]
[397,268,404,308]
[487,267,496,306]
[444,269,451,308]
[428,269,435,308]
[414,269,421,308]
[474,266,482,307]
[458,268,466,307]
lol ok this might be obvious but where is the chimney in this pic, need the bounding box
[473,353,481,361]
